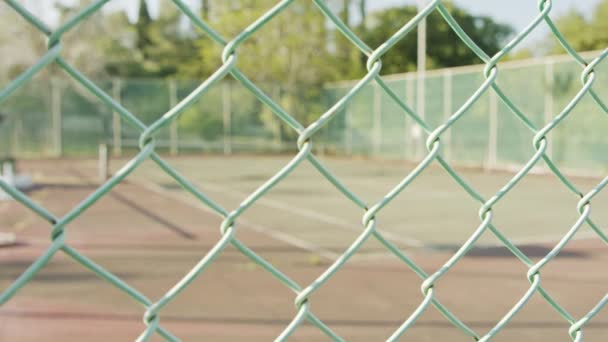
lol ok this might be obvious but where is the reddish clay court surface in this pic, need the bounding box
[0,159,606,341]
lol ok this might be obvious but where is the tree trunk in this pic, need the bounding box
[359,0,366,33]
[201,0,210,20]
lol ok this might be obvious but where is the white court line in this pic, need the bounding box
[192,181,425,248]
[340,176,607,250]
[136,162,605,261]
[121,163,608,261]
[131,180,340,261]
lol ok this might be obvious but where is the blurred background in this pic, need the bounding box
[1,0,607,174]
[1,1,607,341]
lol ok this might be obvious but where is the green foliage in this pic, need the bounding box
[178,1,353,137]
[550,1,608,53]
[120,80,170,124]
[101,1,195,78]
[361,3,513,74]
[79,0,514,142]
[178,105,223,141]
[550,10,594,52]
[502,49,534,61]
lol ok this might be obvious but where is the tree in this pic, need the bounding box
[101,0,195,78]
[548,0,608,54]
[0,1,110,81]
[335,0,366,79]
[179,0,348,135]
[361,3,513,74]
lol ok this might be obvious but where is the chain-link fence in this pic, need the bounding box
[3,51,608,178]
[324,51,608,175]
[0,77,285,158]
[1,0,607,341]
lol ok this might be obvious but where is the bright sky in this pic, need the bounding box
[18,0,602,48]
[368,0,600,47]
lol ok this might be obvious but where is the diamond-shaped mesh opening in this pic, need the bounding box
[1,0,607,341]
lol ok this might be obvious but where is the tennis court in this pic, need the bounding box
[1,156,606,341]
[109,154,608,252]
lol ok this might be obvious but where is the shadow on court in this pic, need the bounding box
[427,243,589,258]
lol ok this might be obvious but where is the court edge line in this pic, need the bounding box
[32,171,340,259]
[143,174,604,263]
[129,179,340,261]
[35,172,602,258]
[187,181,425,249]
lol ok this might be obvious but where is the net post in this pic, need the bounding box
[443,69,453,162]
[373,81,382,156]
[222,81,232,155]
[0,159,15,201]
[487,90,498,170]
[1,159,15,188]
[169,79,179,156]
[12,116,21,157]
[51,78,62,157]
[544,59,554,161]
[112,78,122,156]
[98,143,109,182]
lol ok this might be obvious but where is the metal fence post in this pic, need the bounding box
[443,70,453,162]
[488,90,498,169]
[373,81,382,156]
[112,78,122,156]
[51,78,62,157]
[169,79,178,155]
[405,73,416,160]
[544,59,554,160]
[223,81,232,155]
[273,85,282,152]
[416,65,426,113]
[345,104,353,156]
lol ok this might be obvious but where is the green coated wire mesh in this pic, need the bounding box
[1,0,607,341]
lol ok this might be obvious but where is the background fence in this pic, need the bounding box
[2,50,607,176]
[325,50,608,175]
[0,78,290,157]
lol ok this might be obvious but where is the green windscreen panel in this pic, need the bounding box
[495,63,545,166]
[176,79,224,153]
[60,79,111,156]
[2,80,52,157]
